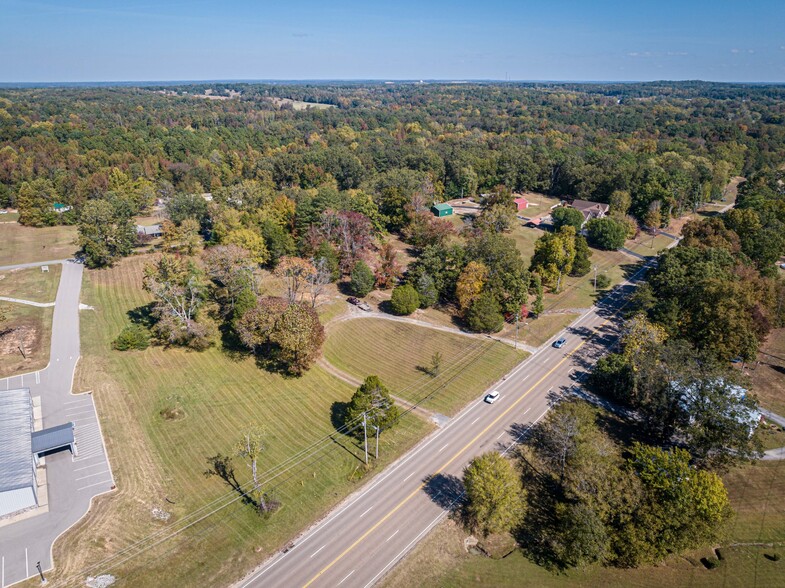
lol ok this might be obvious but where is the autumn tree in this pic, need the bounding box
[274,256,316,304]
[142,254,215,349]
[224,228,269,266]
[374,241,402,289]
[456,261,488,314]
[202,244,257,312]
[235,297,325,375]
[463,452,526,537]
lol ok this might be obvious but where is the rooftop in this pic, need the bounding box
[0,389,34,494]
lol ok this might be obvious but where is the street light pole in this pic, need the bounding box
[593,265,598,292]
[36,561,46,584]
[514,311,520,350]
[374,426,379,459]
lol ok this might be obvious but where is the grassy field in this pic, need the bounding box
[0,302,53,377]
[0,223,77,266]
[755,328,785,416]
[382,450,785,588]
[324,318,527,415]
[508,223,639,312]
[543,249,640,312]
[48,255,432,587]
[520,313,579,348]
[0,264,61,302]
[509,222,544,261]
[624,233,676,257]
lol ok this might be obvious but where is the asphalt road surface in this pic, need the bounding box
[236,263,651,588]
[0,260,114,587]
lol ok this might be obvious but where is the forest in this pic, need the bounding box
[2,81,785,225]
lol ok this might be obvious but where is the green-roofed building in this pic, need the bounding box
[431,203,453,217]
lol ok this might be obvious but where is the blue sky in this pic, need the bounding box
[1,0,784,82]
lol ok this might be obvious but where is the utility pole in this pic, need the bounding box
[514,311,520,350]
[593,265,598,292]
[374,426,379,459]
[362,412,368,465]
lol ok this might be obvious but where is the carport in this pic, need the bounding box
[32,422,76,459]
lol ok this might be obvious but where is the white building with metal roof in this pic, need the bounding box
[0,388,37,518]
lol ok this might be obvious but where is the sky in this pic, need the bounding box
[1,0,784,83]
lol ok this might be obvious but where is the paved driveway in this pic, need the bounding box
[0,261,114,587]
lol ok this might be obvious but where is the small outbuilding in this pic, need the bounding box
[513,196,530,211]
[431,203,453,217]
[136,224,163,238]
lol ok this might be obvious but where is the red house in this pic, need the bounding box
[513,196,529,211]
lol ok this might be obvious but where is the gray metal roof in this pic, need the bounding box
[32,422,74,454]
[0,388,34,493]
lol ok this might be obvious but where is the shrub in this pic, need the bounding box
[390,284,420,315]
[112,324,150,351]
[595,274,612,289]
[350,260,375,297]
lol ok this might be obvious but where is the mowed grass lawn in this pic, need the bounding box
[383,454,785,588]
[49,255,431,587]
[324,318,527,415]
[625,233,676,257]
[509,224,640,312]
[544,248,640,312]
[754,328,785,416]
[0,264,61,302]
[0,223,77,266]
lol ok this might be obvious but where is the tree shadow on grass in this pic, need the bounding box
[218,322,252,362]
[329,401,366,463]
[126,302,157,328]
[423,473,465,510]
[204,453,257,509]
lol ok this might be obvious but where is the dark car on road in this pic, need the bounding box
[553,337,567,349]
[347,297,371,311]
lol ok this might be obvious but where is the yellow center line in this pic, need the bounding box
[302,333,597,587]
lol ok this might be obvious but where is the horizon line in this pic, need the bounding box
[2,78,785,88]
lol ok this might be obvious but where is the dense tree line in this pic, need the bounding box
[2,82,784,232]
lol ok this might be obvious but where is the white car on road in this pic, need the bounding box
[484,390,500,404]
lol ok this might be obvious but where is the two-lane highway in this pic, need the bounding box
[235,267,646,588]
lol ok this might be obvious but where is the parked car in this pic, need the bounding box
[347,297,371,311]
[553,337,567,349]
[780,263,785,270]
[484,390,500,404]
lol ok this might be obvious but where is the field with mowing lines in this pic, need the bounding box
[324,318,527,415]
[624,233,676,257]
[0,223,77,266]
[48,255,431,587]
[0,263,61,302]
[383,452,785,588]
[0,302,53,377]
